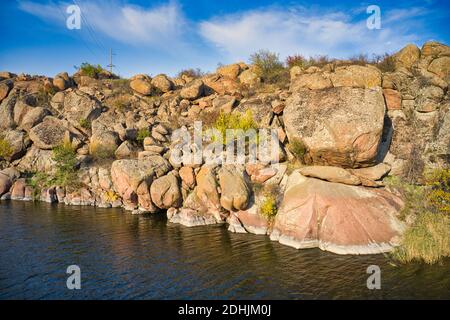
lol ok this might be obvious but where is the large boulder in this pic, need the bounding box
[290,73,333,91]
[298,166,361,185]
[270,171,405,254]
[180,79,204,100]
[29,116,68,149]
[150,174,182,209]
[63,90,102,124]
[151,74,174,93]
[0,172,12,196]
[421,41,450,57]
[0,89,18,131]
[218,165,251,211]
[0,80,13,103]
[111,157,171,211]
[284,87,386,168]
[217,63,241,80]
[89,131,120,156]
[428,56,450,80]
[330,65,381,88]
[393,44,421,70]
[194,165,222,216]
[130,78,153,96]
[16,146,54,173]
[1,130,28,161]
[238,69,260,86]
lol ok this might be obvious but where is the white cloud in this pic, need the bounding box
[199,6,426,61]
[18,0,189,49]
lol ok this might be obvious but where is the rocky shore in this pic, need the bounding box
[0,41,449,255]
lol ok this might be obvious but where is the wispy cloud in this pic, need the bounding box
[18,0,189,49]
[199,5,430,61]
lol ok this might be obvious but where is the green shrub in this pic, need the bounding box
[177,68,205,79]
[0,136,12,160]
[52,142,79,187]
[28,142,79,198]
[136,128,150,144]
[289,138,307,162]
[392,212,450,264]
[79,118,91,129]
[372,53,396,72]
[77,62,104,78]
[260,195,278,218]
[250,50,288,84]
[286,54,307,68]
[212,110,258,144]
[425,169,450,213]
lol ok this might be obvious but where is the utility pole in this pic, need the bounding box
[107,48,116,74]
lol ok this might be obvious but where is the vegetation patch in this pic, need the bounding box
[77,62,105,78]
[136,128,151,145]
[211,110,258,144]
[289,138,307,162]
[386,168,450,264]
[0,136,13,160]
[29,141,80,199]
[250,50,288,85]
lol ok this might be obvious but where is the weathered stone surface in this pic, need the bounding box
[29,116,67,149]
[330,65,381,88]
[115,140,138,159]
[18,107,50,132]
[16,146,54,173]
[298,166,361,185]
[111,157,171,210]
[394,44,421,69]
[63,90,102,124]
[180,79,204,100]
[0,172,12,196]
[217,64,241,80]
[130,78,153,95]
[151,74,173,93]
[290,73,333,91]
[179,166,195,189]
[167,207,218,227]
[89,131,120,156]
[2,130,28,161]
[270,171,405,254]
[421,41,450,57]
[383,89,401,110]
[218,165,251,211]
[238,69,260,86]
[212,95,236,113]
[228,203,270,235]
[150,174,182,209]
[349,163,391,181]
[0,81,13,102]
[194,166,221,216]
[0,89,17,131]
[10,178,27,200]
[428,56,450,79]
[284,87,385,168]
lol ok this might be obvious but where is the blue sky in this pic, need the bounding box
[0,0,449,78]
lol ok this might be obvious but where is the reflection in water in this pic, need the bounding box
[0,201,449,299]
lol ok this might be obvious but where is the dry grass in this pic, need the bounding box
[392,212,450,264]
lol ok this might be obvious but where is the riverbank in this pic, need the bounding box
[1,41,449,258]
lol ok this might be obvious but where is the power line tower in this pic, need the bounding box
[107,48,116,74]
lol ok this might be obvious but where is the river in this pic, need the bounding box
[0,201,448,299]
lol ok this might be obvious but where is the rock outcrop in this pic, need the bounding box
[270,171,405,254]
[284,87,386,168]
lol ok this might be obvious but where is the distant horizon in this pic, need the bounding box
[1,0,449,78]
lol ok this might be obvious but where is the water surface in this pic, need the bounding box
[0,201,449,299]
